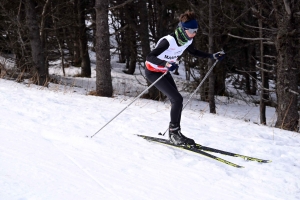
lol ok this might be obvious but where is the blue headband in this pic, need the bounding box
[181,19,198,29]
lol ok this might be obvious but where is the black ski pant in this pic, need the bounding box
[145,68,183,125]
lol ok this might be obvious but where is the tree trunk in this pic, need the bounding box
[137,0,152,87]
[244,46,251,94]
[200,64,209,102]
[90,0,96,51]
[123,25,137,74]
[72,0,81,67]
[25,0,48,86]
[250,45,257,95]
[273,0,299,131]
[95,0,113,97]
[118,9,126,63]
[78,0,91,77]
[208,0,216,113]
[137,0,151,61]
[142,0,165,100]
[122,2,137,75]
[258,7,266,125]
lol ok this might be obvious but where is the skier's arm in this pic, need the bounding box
[187,43,212,58]
[146,39,169,66]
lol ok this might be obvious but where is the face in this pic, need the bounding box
[185,30,197,38]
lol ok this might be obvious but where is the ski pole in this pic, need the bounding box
[182,59,219,110]
[90,70,168,138]
[182,49,225,110]
[159,59,219,136]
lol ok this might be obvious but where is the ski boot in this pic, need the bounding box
[169,123,195,146]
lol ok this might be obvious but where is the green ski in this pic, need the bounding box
[137,134,272,167]
[137,134,244,168]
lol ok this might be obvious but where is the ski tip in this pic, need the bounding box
[229,164,244,168]
[257,159,272,163]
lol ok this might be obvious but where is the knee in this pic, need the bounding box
[170,93,183,105]
[178,95,183,104]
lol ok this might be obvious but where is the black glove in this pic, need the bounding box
[166,62,179,72]
[210,51,225,61]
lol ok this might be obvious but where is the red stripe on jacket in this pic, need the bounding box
[145,61,167,73]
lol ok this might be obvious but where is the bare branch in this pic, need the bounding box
[254,58,275,71]
[250,6,267,21]
[235,68,257,73]
[228,33,272,41]
[242,22,277,32]
[283,0,291,15]
[285,87,300,95]
[40,0,50,37]
[264,55,276,59]
[237,68,275,92]
[255,64,274,73]
[110,24,128,36]
[263,41,275,45]
[220,3,251,23]
[108,0,134,10]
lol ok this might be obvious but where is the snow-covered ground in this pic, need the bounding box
[1,55,300,200]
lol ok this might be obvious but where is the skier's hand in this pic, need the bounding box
[210,51,225,61]
[166,62,179,72]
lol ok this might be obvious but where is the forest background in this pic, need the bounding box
[0,0,299,132]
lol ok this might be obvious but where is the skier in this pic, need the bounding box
[145,10,225,146]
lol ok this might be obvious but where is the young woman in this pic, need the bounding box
[145,10,225,146]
